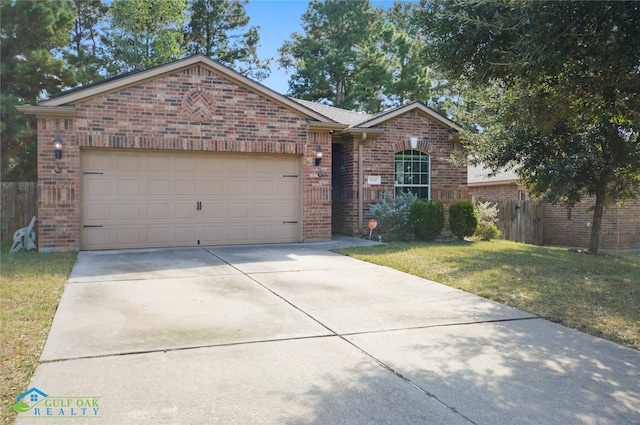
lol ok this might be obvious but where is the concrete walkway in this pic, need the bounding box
[15,239,640,424]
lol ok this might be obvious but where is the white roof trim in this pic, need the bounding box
[37,55,333,123]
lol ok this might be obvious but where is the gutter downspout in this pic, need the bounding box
[358,132,368,235]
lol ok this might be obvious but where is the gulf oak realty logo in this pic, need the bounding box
[12,387,100,418]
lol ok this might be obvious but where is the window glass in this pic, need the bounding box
[394,150,430,199]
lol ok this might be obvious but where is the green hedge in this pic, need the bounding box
[449,202,478,240]
[410,200,445,241]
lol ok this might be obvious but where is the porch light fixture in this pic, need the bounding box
[53,136,63,159]
[53,135,63,173]
[315,145,323,166]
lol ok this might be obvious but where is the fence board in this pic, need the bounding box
[492,200,543,245]
[1,182,37,240]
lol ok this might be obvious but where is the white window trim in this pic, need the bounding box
[394,150,431,200]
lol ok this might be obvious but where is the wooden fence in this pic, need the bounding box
[1,182,37,240]
[491,200,543,245]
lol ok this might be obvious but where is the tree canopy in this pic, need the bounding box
[1,0,269,179]
[1,0,76,181]
[421,0,640,253]
[186,0,269,80]
[278,0,436,113]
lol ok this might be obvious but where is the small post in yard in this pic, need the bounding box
[368,219,377,240]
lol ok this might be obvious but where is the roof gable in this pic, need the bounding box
[358,101,460,131]
[34,55,333,123]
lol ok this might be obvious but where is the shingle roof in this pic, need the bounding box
[289,98,373,126]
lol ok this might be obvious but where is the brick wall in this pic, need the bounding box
[543,198,640,250]
[469,184,528,202]
[37,64,332,250]
[337,109,468,236]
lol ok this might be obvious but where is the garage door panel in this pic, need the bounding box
[255,180,273,195]
[278,180,297,195]
[228,203,248,218]
[228,158,248,173]
[202,203,223,218]
[176,180,196,195]
[228,180,248,195]
[85,228,110,248]
[277,224,297,241]
[117,179,140,195]
[117,228,140,245]
[148,180,170,195]
[176,157,196,172]
[86,204,110,221]
[81,150,300,250]
[278,202,298,218]
[175,203,196,219]
[86,179,110,196]
[254,204,273,218]
[117,155,140,171]
[148,156,170,171]
[148,204,170,219]
[148,228,169,244]
[254,157,274,173]
[203,180,223,195]
[202,157,224,173]
[201,226,223,243]
[254,225,273,241]
[175,227,196,243]
[116,204,139,220]
[227,226,248,242]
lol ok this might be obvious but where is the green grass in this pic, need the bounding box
[0,241,77,425]
[336,240,640,351]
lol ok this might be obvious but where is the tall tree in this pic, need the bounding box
[185,0,269,80]
[66,0,109,84]
[101,0,187,74]
[421,0,640,254]
[1,0,76,181]
[278,0,379,110]
[382,1,433,107]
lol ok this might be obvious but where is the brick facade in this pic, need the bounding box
[469,184,528,202]
[335,110,468,235]
[471,180,640,250]
[34,63,334,250]
[23,56,468,251]
[543,198,640,250]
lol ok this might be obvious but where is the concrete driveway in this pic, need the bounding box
[15,239,640,424]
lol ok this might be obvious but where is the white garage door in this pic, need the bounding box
[81,149,301,250]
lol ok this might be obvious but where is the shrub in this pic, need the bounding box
[370,191,417,241]
[476,223,501,241]
[449,202,479,240]
[410,200,445,241]
[475,201,501,241]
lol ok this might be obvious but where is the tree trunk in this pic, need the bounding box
[588,190,605,254]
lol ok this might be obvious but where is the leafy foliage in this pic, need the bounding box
[101,0,188,74]
[185,0,269,80]
[370,191,417,241]
[278,0,436,112]
[410,200,445,241]
[474,202,501,241]
[278,0,379,110]
[421,0,640,253]
[1,0,76,181]
[65,0,109,84]
[448,202,478,240]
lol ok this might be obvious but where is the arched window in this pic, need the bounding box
[395,150,430,199]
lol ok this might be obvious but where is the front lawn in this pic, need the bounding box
[336,240,640,351]
[0,242,77,424]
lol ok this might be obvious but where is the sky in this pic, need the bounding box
[244,0,402,94]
